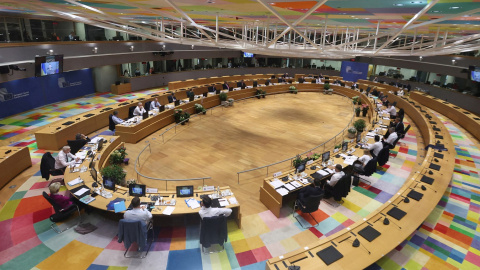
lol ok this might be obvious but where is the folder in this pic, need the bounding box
[114,201,127,213]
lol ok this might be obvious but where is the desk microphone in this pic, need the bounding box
[380,213,401,229]
[415,181,437,193]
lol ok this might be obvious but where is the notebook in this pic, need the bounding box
[316,246,343,265]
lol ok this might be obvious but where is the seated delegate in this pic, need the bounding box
[297,178,324,206]
[149,98,161,111]
[49,182,80,209]
[124,197,152,226]
[54,145,80,172]
[383,127,398,148]
[167,93,177,103]
[393,117,405,135]
[199,196,232,219]
[111,111,124,125]
[367,135,383,158]
[383,104,397,119]
[133,102,146,117]
[222,81,230,90]
[323,164,344,199]
[358,149,372,168]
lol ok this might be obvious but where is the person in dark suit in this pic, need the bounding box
[372,88,379,97]
[186,89,194,99]
[208,85,217,93]
[239,80,246,89]
[394,117,405,135]
[222,81,230,90]
[168,93,177,103]
[298,76,305,83]
[297,178,324,206]
[265,79,271,86]
[74,133,90,148]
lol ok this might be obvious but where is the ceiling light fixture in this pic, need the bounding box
[92,47,97,54]
[394,4,404,6]
[449,7,460,9]
[130,46,134,52]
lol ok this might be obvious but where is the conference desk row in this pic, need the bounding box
[0,146,32,189]
[265,84,455,269]
[63,135,242,228]
[34,73,340,151]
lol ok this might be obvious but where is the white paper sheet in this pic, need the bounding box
[276,188,289,196]
[67,177,83,186]
[162,206,175,215]
[228,197,238,205]
[219,199,229,207]
[270,179,284,189]
[74,188,89,196]
[284,183,295,191]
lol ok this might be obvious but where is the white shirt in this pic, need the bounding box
[54,150,76,170]
[383,106,397,116]
[316,78,322,84]
[328,171,345,187]
[150,101,161,111]
[368,141,383,156]
[385,132,398,145]
[124,207,152,225]
[359,155,372,166]
[397,90,404,96]
[112,115,124,124]
[133,106,146,116]
[199,207,232,219]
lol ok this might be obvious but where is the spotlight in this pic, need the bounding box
[92,47,98,54]
[451,59,456,65]
[130,45,134,52]
[162,44,166,50]
[419,56,423,61]
[47,49,54,55]
[191,44,195,50]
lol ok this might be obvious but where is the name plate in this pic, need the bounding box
[146,188,158,193]
[306,160,314,166]
[273,171,282,178]
[203,186,215,191]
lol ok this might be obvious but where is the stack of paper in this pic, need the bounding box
[218,199,229,207]
[185,198,200,209]
[228,197,238,205]
[276,188,289,196]
[270,179,284,189]
[162,206,175,215]
[344,156,359,165]
[299,178,309,185]
[284,183,295,191]
[90,137,104,144]
[366,132,376,137]
[68,177,83,186]
[291,181,302,188]
[316,170,329,177]
[74,187,89,197]
[325,168,334,174]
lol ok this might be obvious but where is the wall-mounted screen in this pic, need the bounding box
[471,70,480,82]
[243,52,254,58]
[35,55,64,77]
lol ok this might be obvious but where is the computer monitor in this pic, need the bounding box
[174,100,180,106]
[97,140,104,151]
[129,184,146,197]
[216,89,221,95]
[159,105,165,112]
[253,81,258,87]
[89,153,96,169]
[342,141,349,152]
[142,112,148,120]
[296,163,305,174]
[103,177,116,191]
[90,167,98,182]
[236,82,242,87]
[322,151,330,162]
[176,185,194,198]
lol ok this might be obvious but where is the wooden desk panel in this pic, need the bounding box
[0,146,32,188]
[111,83,132,95]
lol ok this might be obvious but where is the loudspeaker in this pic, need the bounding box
[0,66,10,74]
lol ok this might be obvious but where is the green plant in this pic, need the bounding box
[348,127,357,134]
[289,86,297,94]
[352,96,359,104]
[334,144,341,149]
[126,179,136,185]
[357,99,362,105]
[174,109,190,124]
[101,164,126,185]
[255,88,264,99]
[109,147,127,165]
[353,119,366,132]
[324,83,330,90]
[194,103,206,114]
[292,154,304,168]
[219,92,228,101]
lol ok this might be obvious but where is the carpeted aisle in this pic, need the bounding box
[370,112,480,270]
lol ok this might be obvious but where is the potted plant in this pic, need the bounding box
[307,152,321,161]
[228,98,234,106]
[334,144,341,153]
[289,86,297,94]
[324,83,330,90]
[292,154,305,168]
[255,89,266,99]
[353,119,366,133]
[101,164,127,186]
[109,147,127,165]
[347,127,357,139]
[174,109,190,124]
[355,107,361,117]
[357,99,362,105]
[194,103,206,114]
[219,92,229,107]
[361,104,369,117]
[352,96,359,104]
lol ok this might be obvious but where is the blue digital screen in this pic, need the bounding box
[471,70,480,82]
[243,52,254,58]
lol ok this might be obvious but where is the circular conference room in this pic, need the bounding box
[0,1,480,270]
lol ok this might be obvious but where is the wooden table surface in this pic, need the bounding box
[0,146,32,189]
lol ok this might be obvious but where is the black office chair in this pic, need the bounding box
[109,114,116,132]
[377,146,390,166]
[118,219,154,258]
[128,106,136,119]
[144,101,152,113]
[392,101,397,107]
[400,125,410,139]
[42,192,81,233]
[293,194,323,228]
[67,139,85,155]
[40,152,64,180]
[200,215,228,253]
[352,159,377,185]
[325,174,351,207]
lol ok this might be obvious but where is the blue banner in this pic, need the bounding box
[0,69,94,119]
[340,61,369,82]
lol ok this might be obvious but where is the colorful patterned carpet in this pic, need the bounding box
[370,112,480,270]
[0,88,167,166]
[0,121,419,269]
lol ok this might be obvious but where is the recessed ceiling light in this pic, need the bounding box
[449,7,460,9]
[411,1,423,3]
[394,4,404,6]
[432,10,439,13]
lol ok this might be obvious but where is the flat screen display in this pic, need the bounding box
[35,55,64,77]
[91,167,98,182]
[243,52,254,58]
[129,184,146,197]
[471,70,480,82]
[322,151,330,162]
[176,185,193,198]
[342,142,349,152]
[103,177,116,191]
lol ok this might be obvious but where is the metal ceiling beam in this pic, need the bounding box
[265,0,328,47]
[374,0,440,54]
